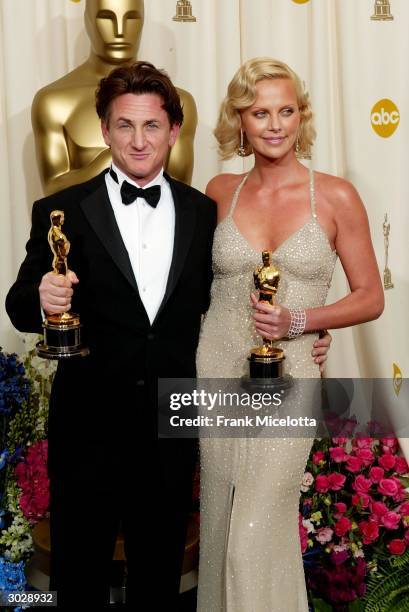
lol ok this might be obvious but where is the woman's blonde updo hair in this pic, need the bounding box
[215,57,315,160]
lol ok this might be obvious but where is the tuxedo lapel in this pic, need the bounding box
[155,175,197,321]
[80,181,138,293]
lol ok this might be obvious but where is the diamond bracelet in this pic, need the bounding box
[287,309,306,339]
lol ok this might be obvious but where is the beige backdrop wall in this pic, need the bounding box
[1,1,407,389]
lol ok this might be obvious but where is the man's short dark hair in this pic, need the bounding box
[95,61,184,126]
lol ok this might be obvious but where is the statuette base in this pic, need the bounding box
[36,313,89,360]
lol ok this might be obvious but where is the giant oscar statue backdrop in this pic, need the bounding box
[31,0,197,195]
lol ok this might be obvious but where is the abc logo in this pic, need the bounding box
[371,99,400,138]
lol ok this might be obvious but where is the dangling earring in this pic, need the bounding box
[295,134,312,160]
[295,135,301,156]
[238,128,246,157]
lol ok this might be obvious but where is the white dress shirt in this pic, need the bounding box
[105,163,175,324]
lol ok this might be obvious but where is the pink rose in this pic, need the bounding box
[353,437,374,449]
[393,488,408,503]
[334,502,347,515]
[329,447,348,463]
[381,511,401,530]
[378,454,396,471]
[345,455,364,473]
[381,437,398,453]
[332,437,347,445]
[356,448,375,466]
[378,478,399,497]
[395,457,409,475]
[315,527,334,544]
[315,474,330,493]
[391,476,405,502]
[328,472,346,491]
[359,520,379,544]
[312,451,326,465]
[370,500,388,517]
[352,493,371,508]
[404,530,409,544]
[353,475,372,495]
[388,539,406,555]
[334,516,352,537]
[369,466,385,483]
[369,514,380,524]
[398,502,409,517]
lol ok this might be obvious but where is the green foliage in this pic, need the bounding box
[363,549,409,611]
[311,598,332,611]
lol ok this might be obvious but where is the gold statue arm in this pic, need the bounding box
[166,88,197,185]
[32,91,112,196]
[253,268,261,290]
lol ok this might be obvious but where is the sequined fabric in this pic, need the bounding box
[196,170,337,612]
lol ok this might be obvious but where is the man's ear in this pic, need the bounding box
[169,123,181,147]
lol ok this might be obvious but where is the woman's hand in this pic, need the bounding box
[251,293,291,340]
[312,332,332,373]
[251,294,333,373]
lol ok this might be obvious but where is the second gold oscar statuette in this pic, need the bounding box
[241,251,292,390]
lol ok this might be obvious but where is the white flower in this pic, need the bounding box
[30,355,57,377]
[300,471,314,492]
[302,519,315,534]
[333,543,348,553]
[19,332,40,354]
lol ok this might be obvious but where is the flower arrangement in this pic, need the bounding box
[299,436,409,611]
[0,338,55,609]
[14,440,49,526]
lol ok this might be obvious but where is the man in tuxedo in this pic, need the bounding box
[6,61,215,610]
[6,61,331,610]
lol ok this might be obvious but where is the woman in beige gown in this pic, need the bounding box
[196,58,384,612]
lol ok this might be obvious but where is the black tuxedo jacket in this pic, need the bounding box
[6,170,216,478]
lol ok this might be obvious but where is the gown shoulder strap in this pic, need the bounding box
[309,168,317,219]
[228,173,250,217]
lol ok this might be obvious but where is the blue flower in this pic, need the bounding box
[0,450,9,471]
[302,547,322,568]
[0,556,26,591]
[0,349,30,417]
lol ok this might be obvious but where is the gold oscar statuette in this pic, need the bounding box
[36,211,89,359]
[173,0,196,22]
[241,251,292,390]
[371,0,394,21]
[393,362,402,397]
[383,213,394,289]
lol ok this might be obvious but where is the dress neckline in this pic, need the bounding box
[221,168,336,256]
[222,214,335,258]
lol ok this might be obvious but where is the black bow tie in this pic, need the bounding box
[109,168,161,208]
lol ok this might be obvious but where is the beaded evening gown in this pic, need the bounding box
[196,170,337,612]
